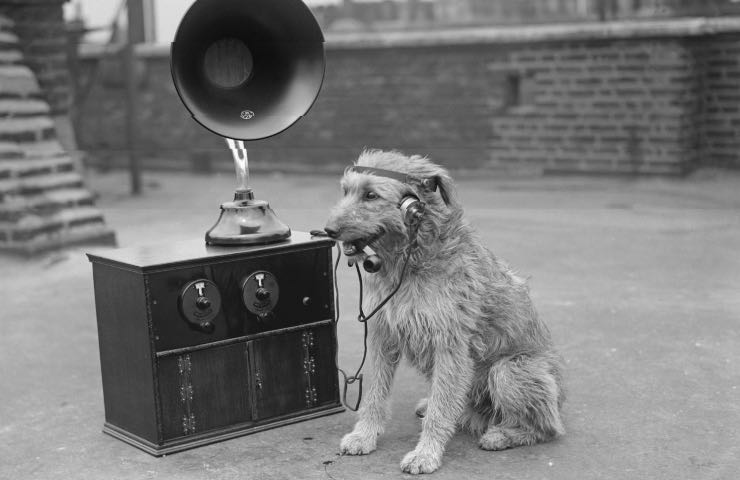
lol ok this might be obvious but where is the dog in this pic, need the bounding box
[323,150,565,475]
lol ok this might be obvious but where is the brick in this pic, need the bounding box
[616,65,647,73]
[555,66,584,74]
[708,59,740,68]
[592,101,623,109]
[588,65,615,73]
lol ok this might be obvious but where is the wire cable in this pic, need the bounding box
[311,227,417,411]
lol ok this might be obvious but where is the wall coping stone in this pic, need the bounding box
[78,17,740,59]
[325,17,740,49]
[0,0,67,4]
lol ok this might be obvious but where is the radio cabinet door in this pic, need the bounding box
[248,324,338,420]
[158,343,251,440]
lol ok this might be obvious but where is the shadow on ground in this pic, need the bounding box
[1,169,739,479]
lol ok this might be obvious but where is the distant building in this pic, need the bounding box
[313,0,740,31]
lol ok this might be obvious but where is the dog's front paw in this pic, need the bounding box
[478,427,511,451]
[340,431,376,455]
[400,448,441,475]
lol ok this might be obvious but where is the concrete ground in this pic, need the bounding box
[1,168,739,480]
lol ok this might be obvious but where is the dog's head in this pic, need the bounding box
[324,149,459,256]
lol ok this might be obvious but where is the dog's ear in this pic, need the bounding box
[433,172,460,209]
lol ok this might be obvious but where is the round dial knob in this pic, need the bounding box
[179,279,221,333]
[195,296,212,310]
[241,271,279,318]
[255,288,271,301]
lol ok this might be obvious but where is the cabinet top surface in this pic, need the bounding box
[87,231,334,271]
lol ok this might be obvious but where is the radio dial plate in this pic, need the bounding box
[242,271,279,318]
[179,279,221,332]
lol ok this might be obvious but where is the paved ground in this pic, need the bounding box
[1,168,739,480]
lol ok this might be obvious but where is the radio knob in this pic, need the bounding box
[255,288,270,301]
[195,297,211,310]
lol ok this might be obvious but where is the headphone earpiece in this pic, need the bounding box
[362,254,382,273]
[399,196,425,227]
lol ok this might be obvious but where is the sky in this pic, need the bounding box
[64,0,341,44]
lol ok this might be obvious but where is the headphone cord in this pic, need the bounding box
[339,234,416,411]
[311,228,417,411]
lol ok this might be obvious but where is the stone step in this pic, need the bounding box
[0,15,13,30]
[10,205,105,231]
[0,171,83,197]
[0,205,115,253]
[0,116,56,142]
[0,221,116,255]
[0,30,18,47]
[0,141,23,159]
[0,187,95,222]
[0,12,116,255]
[0,98,50,117]
[20,139,66,158]
[0,140,66,160]
[0,49,22,64]
[0,64,41,97]
[0,155,76,180]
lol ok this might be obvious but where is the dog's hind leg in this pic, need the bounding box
[340,320,401,455]
[400,350,474,474]
[479,354,564,451]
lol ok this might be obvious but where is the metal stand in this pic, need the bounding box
[205,139,291,245]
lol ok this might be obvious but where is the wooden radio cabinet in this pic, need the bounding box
[87,232,343,455]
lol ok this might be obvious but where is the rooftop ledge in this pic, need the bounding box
[80,17,740,59]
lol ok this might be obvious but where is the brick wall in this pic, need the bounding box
[694,34,740,169]
[488,38,702,174]
[76,18,740,175]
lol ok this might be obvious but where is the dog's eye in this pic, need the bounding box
[364,191,379,200]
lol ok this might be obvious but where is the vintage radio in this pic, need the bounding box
[88,0,345,455]
[88,233,342,455]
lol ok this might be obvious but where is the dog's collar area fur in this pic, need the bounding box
[348,166,439,193]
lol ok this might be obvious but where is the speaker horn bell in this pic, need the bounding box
[171,0,325,141]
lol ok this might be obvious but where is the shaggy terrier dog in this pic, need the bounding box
[324,150,565,475]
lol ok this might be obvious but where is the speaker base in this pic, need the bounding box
[205,189,291,246]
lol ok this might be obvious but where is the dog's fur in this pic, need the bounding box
[324,150,565,474]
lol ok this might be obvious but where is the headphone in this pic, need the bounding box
[347,166,438,273]
[399,195,425,227]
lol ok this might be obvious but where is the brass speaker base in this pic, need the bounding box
[205,190,291,246]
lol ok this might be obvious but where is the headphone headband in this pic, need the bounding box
[348,166,438,192]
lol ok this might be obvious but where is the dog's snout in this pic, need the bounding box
[324,225,340,239]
